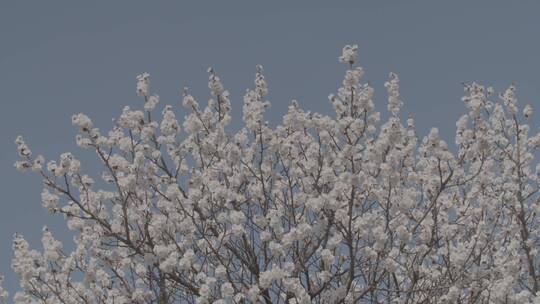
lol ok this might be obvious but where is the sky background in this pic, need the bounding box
[1,0,540,295]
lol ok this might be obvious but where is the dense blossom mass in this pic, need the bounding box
[6,45,540,303]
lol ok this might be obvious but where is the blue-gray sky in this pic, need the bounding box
[1,0,539,294]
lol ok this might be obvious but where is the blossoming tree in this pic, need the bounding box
[7,45,540,303]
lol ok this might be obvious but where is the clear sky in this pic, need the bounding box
[1,0,539,294]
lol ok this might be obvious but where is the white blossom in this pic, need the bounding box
[145,95,159,111]
[524,104,533,117]
[339,44,358,65]
[136,72,150,97]
[0,276,7,303]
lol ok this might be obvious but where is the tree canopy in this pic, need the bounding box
[6,45,540,303]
